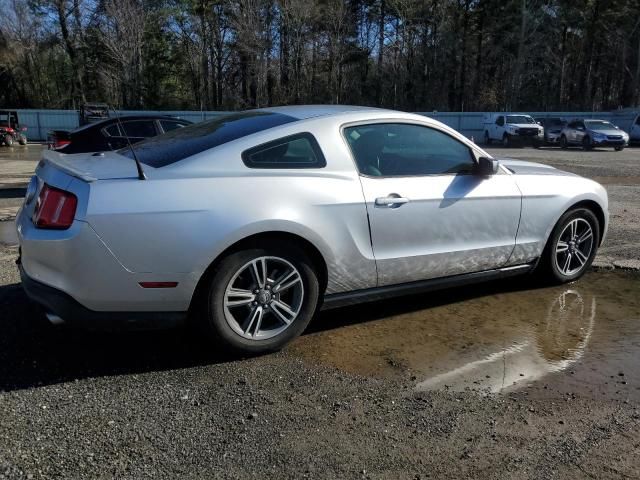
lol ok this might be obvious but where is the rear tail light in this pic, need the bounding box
[53,139,71,150]
[32,184,77,229]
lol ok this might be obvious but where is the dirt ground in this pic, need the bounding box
[0,144,639,479]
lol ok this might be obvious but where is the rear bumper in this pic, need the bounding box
[19,262,186,330]
[592,138,627,147]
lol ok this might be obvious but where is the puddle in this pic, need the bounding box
[290,271,640,399]
[0,220,18,245]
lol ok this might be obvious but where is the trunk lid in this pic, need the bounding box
[40,149,149,182]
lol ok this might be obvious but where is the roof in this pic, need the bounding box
[259,104,397,120]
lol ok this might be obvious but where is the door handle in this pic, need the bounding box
[375,195,410,208]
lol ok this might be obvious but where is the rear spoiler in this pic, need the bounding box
[42,150,97,182]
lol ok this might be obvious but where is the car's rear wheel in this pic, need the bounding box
[502,133,509,147]
[4,135,13,147]
[614,146,624,151]
[484,131,492,145]
[18,135,27,146]
[200,242,320,354]
[538,208,600,284]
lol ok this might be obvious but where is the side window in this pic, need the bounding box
[104,124,122,137]
[568,121,577,129]
[122,120,157,138]
[496,116,504,126]
[242,133,326,169]
[635,116,640,125]
[344,123,475,177]
[160,120,186,133]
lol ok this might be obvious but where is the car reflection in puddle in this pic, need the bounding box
[416,289,595,393]
[290,271,640,399]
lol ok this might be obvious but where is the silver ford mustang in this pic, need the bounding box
[17,106,608,354]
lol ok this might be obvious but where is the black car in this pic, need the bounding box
[48,115,192,154]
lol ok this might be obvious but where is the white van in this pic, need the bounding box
[483,113,544,147]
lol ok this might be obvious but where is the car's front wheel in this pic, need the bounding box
[582,136,592,151]
[538,208,600,284]
[614,146,624,151]
[201,242,320,354]
[560,135,568,149]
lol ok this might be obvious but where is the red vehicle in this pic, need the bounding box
[0,110,27,147]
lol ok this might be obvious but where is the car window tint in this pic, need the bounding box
[636,116,640,125]
[344,123,475,177]
[119,111,297,168]
[160,120,186,132]
[242,133,326,169]
[104,124,122,137]
[122,120,157,138]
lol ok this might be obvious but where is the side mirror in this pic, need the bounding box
[476,156,499,176]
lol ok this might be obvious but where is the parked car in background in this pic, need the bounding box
[560,119,629,151]
[483,113,544,147]
[0,110,28,147]
[48,115,192,153]
[18,106,608,355]
[629,112,640,144]
[536,117,566,146]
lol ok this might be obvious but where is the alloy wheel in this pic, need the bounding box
[222,256,304,340]
[554,218,594,276]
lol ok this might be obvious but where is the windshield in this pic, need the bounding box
[506,115,535,124]
[118,111,297,167]
[585,120,616,131]
[545,118,564,127]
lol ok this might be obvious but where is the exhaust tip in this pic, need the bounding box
[45,312,65,325]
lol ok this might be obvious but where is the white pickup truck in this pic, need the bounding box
[483,113,544,147]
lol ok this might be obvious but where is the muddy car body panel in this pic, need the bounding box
[17,106,608,333]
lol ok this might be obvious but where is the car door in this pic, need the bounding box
[343,122,522,286]
[494,115,505,139]
[565,121,578,143]
[574,121,587,143]
[104,120,158,149]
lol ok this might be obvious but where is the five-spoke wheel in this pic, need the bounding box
[201,241,319,354]
[539,207,600,283]
[554,218,594,276]
[223,256,304,340]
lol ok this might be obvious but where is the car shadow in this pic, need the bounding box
[0,275,544,392]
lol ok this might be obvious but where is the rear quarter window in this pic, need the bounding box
[242,133,326,169]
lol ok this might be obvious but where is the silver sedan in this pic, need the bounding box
[17,106,608,354]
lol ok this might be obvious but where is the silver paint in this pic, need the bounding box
[17,106,608,318]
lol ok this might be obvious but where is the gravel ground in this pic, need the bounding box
[0,145,639,479]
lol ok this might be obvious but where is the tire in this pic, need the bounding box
[614,146,624,151]
[18,135,27,146]
[582,136,592,151]
[502,133,510,147]
[560,135,568,149]
[537,208,600,284]
[484,131,492,145]
[532,138,540,149]
[200,241,320,355]
[4,135,13,147]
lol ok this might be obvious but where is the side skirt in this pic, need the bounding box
[321,264,534,310]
